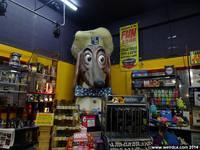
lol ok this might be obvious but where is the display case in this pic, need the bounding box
[102,95,152,149]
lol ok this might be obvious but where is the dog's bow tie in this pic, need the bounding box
[75,85,112,97]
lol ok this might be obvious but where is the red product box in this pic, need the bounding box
[81,115,96,128]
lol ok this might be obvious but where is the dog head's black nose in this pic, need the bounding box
[94,80,105,88]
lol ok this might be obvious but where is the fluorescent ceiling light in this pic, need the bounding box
[61,0,78,11]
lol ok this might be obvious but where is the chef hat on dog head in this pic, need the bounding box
[71,27,114,59]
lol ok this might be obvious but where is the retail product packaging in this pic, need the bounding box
[194,91,200,106]
[193,109,200,126]
[190,69,200,87]
[191,132,200,145]
[132,70,148,77]
[80,115,101,132]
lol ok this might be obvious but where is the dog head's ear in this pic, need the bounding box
[74,49,89,87]
[104,53,111,87]
[74,51,81,87]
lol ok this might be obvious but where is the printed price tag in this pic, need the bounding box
[87,119,95,127]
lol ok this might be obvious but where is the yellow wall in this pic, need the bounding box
[0,44,52,65]
[0,44,31,61]
[56,61,75,101]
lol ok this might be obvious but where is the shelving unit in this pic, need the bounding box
[132,71,191,128]
[0,63,29,128]
[188,68,200,144]
[131,70,198,145]
[132,73,179,107]
[26,54,58,124]
[0,56,39,149]
[52,104,80,149]
[0,82,27,86]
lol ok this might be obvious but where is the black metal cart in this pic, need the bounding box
[102,95,152,150]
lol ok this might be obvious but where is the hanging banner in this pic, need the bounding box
[120,23,139,71]
[190,50,200,65]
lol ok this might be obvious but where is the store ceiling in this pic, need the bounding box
[39,0,191,25]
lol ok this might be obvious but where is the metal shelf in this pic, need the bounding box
[30,72,56,78]
[0,82,27,86]
[189,86,200,88]
[54,116,73,120]
[106,103,147,106]
[0,64,28,72]
[27,101,53,104]
[0,90,27,94]
[132,74,176,79]
[150,124,199,132]
[132,86,176,89]
[28,91,55,95]
[56,106,79,110]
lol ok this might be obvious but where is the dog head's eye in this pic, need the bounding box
[98,55,105,65]
[85,54,92,63]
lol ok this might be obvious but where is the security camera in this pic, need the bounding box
[53,24,61,38]
[0,0,7,16]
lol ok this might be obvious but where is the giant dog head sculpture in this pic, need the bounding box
[71,27,113,89]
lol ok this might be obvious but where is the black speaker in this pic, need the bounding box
[53,24,61,38]
[0,0,7,16]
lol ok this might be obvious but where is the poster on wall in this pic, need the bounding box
[120,23,139,71]
[190,50,200,65]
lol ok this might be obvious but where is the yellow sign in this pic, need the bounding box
[190,50,200,65]
[35,113,54,126]
[120,23,139,71]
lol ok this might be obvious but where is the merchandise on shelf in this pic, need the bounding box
[192,109,200,126]
[9,52,21,67]
[0,54,39,149]
[102,95,150,138]
[52,101,80,149]
[26,55,57,123]
[66,126,95,150]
